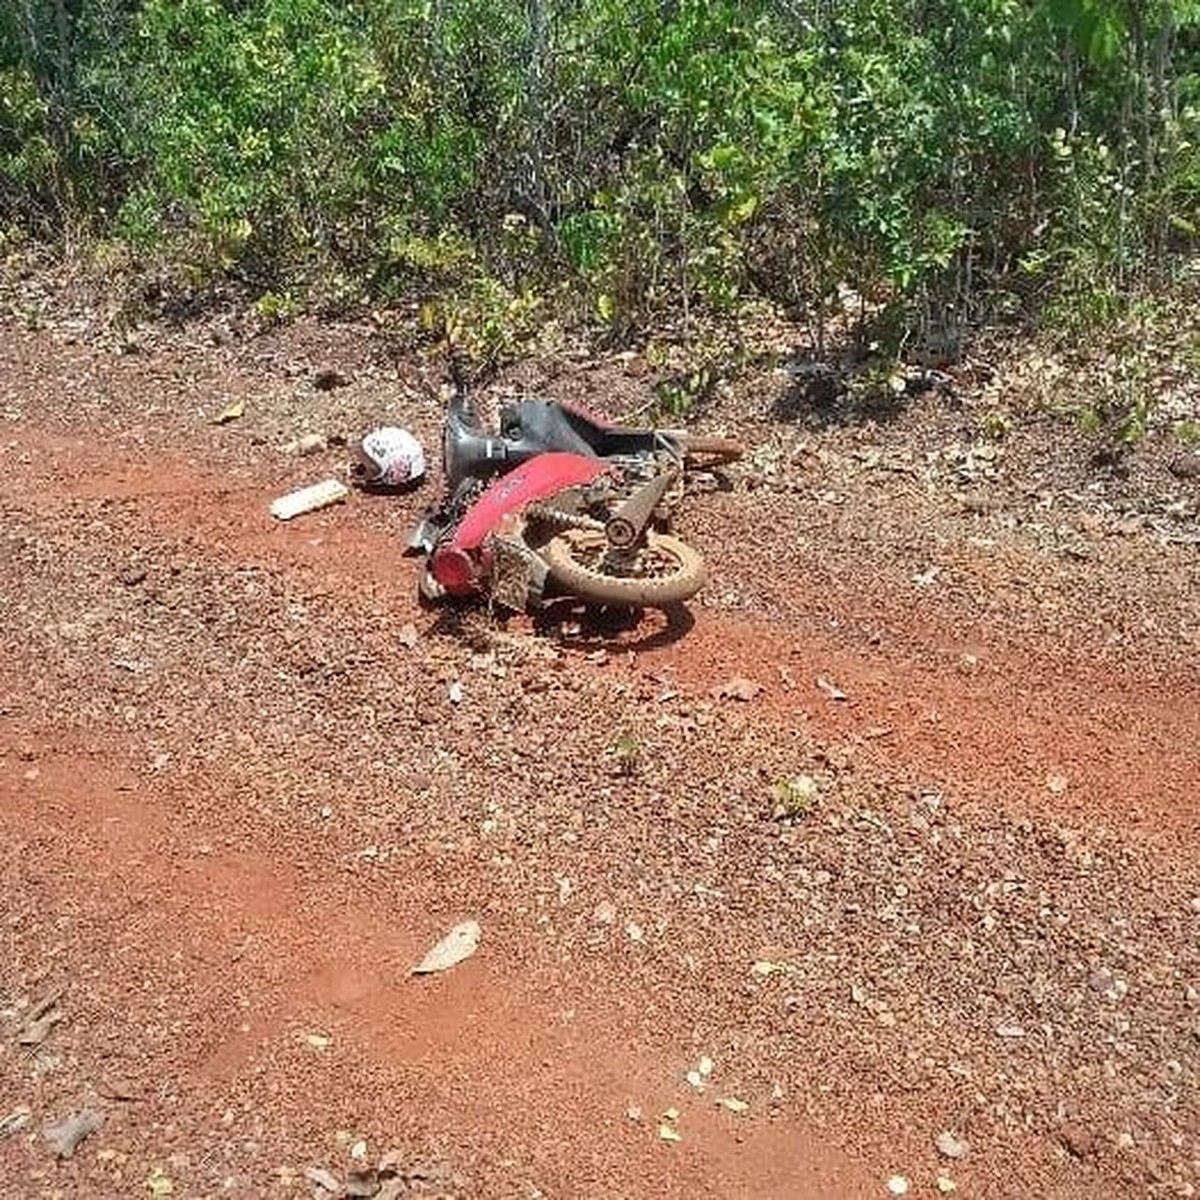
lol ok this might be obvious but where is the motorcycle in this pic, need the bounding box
[404,389,742,612]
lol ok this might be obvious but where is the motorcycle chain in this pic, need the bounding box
[523,502,605,532]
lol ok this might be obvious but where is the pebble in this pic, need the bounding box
[886,1175,910,1196]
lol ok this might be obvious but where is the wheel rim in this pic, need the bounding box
[561,530,687,581]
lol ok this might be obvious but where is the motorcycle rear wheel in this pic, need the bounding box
[541,529,706,608]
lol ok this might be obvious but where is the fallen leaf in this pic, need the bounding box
[886,1176,910,1197]
[752,960,792,978]
[1045,772,1068,794]
[716,1097,749,1114]
[397,624,419,649]
[686,1070,704,1089]
[18,1004,64,1046]
[658,1123,682,1143]
[147,1168,175,1197]
[304,1033,332,1049]
[710,676,762,701]
[211,401,245,425]
[412,920,481,975]
[0,1109,31,1138]
[448,681,464,704]
[43,1108,104,1159]
[816,675,847,701]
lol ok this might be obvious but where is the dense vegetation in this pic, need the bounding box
[2,0,1199,348]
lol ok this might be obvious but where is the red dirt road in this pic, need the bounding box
[2,317,1199,1199]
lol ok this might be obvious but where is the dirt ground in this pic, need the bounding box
[1,300,1198,1200]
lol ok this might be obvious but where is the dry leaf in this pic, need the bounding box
[816,675,847,701]
[211,401,245,425]
[304,1033,332,1049]
[657,1123,682,1143]
[716,1097,749,1114]
[412,920,480,975]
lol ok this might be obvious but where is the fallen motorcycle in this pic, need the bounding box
[405,390,742,611]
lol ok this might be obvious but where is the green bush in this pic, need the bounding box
[0,0,1197,338]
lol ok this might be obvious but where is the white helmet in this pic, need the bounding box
[351,426,426,487]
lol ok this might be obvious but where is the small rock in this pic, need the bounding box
[314,368,351,391]
[1059,1122,1098,1159]
[43,1108,105,1159]
[710,676,762,702]
[119,565,147,587]
[995,1021,1025,1038]
[304,1166,342,1194]
[935,1177,957,1194]
[296,433,326,456]
[593,900,617,925]
[886,1175,910,1196]
[1169,453,1200,480]
[935,1130,969,1160]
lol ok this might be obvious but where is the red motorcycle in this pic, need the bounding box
[406,390,741,611]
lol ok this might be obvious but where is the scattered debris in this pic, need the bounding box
[935,1130,969,1160]
[816,675,848,701]
[710,675,762,702]
[269,478,349,521]
[211,400,245,425]
[42,1108,104,1159]
[412,919,481,975]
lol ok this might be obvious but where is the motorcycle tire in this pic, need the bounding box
[675,433,744,467]
[542,529,706,608]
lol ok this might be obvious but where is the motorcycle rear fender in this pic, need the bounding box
[451,452,609,551]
